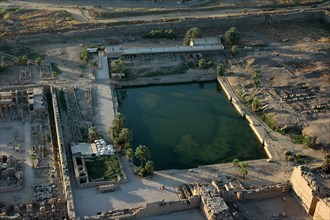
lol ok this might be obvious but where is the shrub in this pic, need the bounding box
[134,166,147,177]
[198,58,207,69]
[184,27,202,45]
[225,27,240,45]
[286,155,294,161]
[217,64,224,76]
[80,48,88,63]
[232,158,239,167]
[322,155,330,174]
[144,29,176,39]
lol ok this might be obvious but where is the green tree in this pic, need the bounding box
[22,55,29,65]
[251,98,261,111]
[80,48,88,63]
[111,59,124,73]
[322,154,330,174]
[232,158,239,167]
[35,57,42,66]
[135,145,150,167]
[198,58,207,69]
[51,71,58,83]
[14,56,22,65]
[88,127,98,142]
[239,162,248,179]
[217,64,224,76]
[252,69,261,89]
[225,27,240,45]
[126,148,134,162]
[184,27,202,45]
[117,128,132,149]
[110,113,126,141]
[145,160,154,175]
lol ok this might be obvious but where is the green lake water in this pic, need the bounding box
[118,82,266,170]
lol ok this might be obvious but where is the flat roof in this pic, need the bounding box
[105,44,224,58]
[87,48,98,53]
[71,143,97,155]
[192,38,220,45]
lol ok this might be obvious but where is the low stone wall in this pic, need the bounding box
[237,182,290,202]
[135,196,200,218]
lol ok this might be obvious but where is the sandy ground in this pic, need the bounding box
[236,194,311,220]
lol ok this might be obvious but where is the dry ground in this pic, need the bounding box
[227,21,330,145]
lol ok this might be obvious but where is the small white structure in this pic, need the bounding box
[94,139,115,156]
[189,38,223,47]
[87,48,98,53]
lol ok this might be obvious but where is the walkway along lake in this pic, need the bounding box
[118,82,266,170]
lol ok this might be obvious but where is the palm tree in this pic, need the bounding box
[110,113,125,140]
[239,162,248,179]
[35,57,42,66]
[52,71,58,84]
[118,128,132,149]
[251,98,261,112]
[145,160,154,175]
[126,148,133,162]
[135,145,150,167]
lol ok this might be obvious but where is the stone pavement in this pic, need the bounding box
[94,52,116,141]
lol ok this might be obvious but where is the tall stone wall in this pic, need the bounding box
[290,166,319,215]
[50,87,76,219]
[313,198,330,220]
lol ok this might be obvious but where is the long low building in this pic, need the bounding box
[105,38,224,58]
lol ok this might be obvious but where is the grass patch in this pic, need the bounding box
[284,151,310,164]
[85,155,122,181]
[259,113,281,132]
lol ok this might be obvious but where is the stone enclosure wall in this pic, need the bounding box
[15,10,326,43]
[290,166,320,216]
